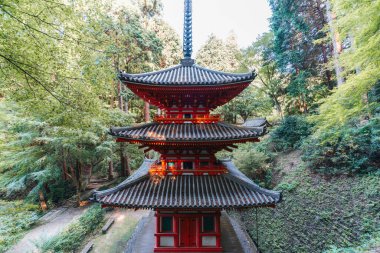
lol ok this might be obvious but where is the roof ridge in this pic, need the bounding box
[118,63,256,86]
[193,64,256,77]
[120,65,182,78]
[110,122,157,133]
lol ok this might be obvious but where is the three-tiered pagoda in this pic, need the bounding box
[93,1,281,252]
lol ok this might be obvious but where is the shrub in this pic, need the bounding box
[302,117,380,174]
[0,200,41,252]
[233,143,272,187]
[41,204,105,253]
[270,116,314,151]
[46,180,76,204]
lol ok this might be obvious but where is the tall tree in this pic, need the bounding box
[311,0,380,130]
[0,0,164,205]
[196,33,240,72]
[241,33,287,118]
[269,0,333,113]
[138,0,164,122]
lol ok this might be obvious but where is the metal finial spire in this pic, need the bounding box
[183,0,193,59]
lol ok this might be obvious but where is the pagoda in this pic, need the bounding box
[93,1,281,252]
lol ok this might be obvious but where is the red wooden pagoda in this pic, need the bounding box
[93,1,281,252]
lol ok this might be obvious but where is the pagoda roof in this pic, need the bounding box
[243,117,272,128]
[119,61,256,86]
[110,122,265,142]
[92,159,281,209]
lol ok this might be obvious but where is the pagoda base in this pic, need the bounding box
[154,209,222,253]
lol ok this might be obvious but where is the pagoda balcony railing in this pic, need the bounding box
[149,164,227,176]
[154,114,221,124]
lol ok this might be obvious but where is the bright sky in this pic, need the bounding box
[161,0,272,53]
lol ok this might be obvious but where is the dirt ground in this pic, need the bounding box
[271,149,302,185]
[91,208,149,253]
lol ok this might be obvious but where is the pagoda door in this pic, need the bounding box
[179,217,197,247]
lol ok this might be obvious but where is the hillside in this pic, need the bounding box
[235,150,380,253]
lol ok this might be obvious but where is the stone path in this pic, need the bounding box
[7,206,88,253]
[128,212,255,253]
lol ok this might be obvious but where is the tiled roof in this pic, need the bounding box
[243,118,272,128]
[119,63,256,86]
[110,122,266,142]
[92,159,281,209]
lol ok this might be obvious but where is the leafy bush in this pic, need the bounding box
[0,200,41,252]
[46,180,77,204]
[233,143,272,187]
[41,204,105,253]
[303,117,380,174]
[270,116,313,151]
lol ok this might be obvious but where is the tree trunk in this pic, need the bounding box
[70,162,82,206]
[118,80,123,110]
[39,190,48,211]
[144,101,150,122]
[124,154,132,177]
[124,97,128,112]
[326,0,344,86]
[274,97,283,119]
[110,93,115,109]
[62,157,68,180]
[108,160,114,180]
[120,148,126,177]
[121,85,129,112]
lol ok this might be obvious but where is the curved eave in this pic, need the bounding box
[92,158,281,209]
[109,122,266,144]
[114,136,261,144]
[121,79,254,87]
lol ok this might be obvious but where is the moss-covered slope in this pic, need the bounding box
[237,153,380,253]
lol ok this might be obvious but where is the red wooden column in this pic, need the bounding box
[216,212,221,248]
[196,216,201,247]
[174,214,179,247]
[155,211,160,248]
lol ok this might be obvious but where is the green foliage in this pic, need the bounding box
[0,0,165,204]
[196,33,241,72]
[0,102,141,203]
[270,116,313,151]
[311,0,380,130]
[303,116,380,174]
[268,0,334,113]
[0,200,41,252]
[45,181,77,205]
[40,204,105,253]
[214,86,273,123]
[275,181,299,192]
[238,163,380,253]
[232,143,271,186]
[324,231,380,253]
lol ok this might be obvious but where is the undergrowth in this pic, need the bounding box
[40,204,105,253]
[237,162,380,253]
[324,231,380,252]
[0,200,41,252]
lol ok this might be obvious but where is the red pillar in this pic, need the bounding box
[155,211,160,248]
[216,212,221,248]
[174,215,179,247]
[196,216,201,247]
